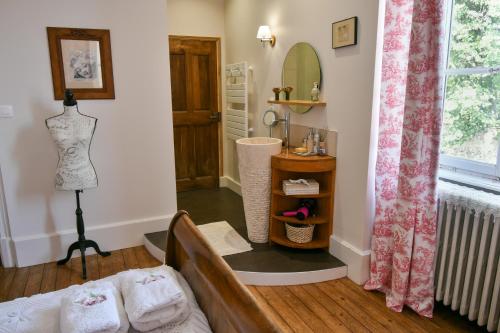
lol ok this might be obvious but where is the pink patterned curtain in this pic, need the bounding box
[364,0,446,317]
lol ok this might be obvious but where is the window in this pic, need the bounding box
[440,0,500,180]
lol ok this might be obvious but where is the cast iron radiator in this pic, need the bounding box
[435,181,500,332]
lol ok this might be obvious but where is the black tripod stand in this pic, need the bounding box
[57,190,110,279]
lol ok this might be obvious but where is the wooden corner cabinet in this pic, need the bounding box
[269,150,336,249]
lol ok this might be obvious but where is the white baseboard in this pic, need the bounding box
[12,214,175,267]
[0,237,15,267]
[235,267,347,286]
[219,176,241,195]
[330,235,371,285]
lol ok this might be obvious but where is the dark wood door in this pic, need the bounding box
[169,36,220,192]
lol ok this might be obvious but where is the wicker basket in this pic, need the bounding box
[285,223,315,243]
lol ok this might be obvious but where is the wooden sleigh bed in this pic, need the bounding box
[165,211,280,333]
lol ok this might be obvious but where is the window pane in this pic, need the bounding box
[448,0,499,69]
[441,73,499,164]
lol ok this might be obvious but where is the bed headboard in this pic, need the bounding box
[165,211,280,333]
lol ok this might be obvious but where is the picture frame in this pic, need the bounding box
[332,17,358,49]
[47,27,115,100]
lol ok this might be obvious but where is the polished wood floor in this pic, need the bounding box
[0,246,160,302]
[0,246,486,332]
[249,283,486,333]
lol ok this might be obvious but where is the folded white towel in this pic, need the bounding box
[120,266,191,332]
[60,282,129,333]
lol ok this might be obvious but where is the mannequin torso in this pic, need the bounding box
[46,105,98,190]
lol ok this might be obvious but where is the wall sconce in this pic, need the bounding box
[256,25,276,47]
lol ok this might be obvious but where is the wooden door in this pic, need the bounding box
[169,36,221,192]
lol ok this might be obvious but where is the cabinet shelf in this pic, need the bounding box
[267,99,326,107]
[272,189,330,198]
[270,236,330,249]
[272,215,328,225]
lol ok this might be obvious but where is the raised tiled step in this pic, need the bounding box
[144,188,347,286]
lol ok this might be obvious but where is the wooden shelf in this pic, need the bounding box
[267,99,326,107]
[272,189,330,198]
[270,236,330,249]
[272,215,328,225]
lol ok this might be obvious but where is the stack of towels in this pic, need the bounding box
[120,266,191,332]
[58,266,191,333]
[60,282,129,333]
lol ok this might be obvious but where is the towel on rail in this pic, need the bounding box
[119,266,191,332]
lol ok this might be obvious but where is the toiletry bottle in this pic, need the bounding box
[319,128,328,155]
[311,82,320,101]
[319,141,326,155]
[313,129,320,154]
[306,129,314,153]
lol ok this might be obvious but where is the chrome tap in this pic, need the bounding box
[280,111,290,149]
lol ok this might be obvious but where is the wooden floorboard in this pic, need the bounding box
[325,279,409,333]
[7,267,29,300]
[286,284,349,332]
[39,262,57,294]
[246,285,294,333]
[55,262,71,290]
[300,283,370,333]
[272,285,333,332]
[257,286,313,333]
[0,267,16,302]
[24,264,44,297]
[122,247,140,269]
[0,246,489,333]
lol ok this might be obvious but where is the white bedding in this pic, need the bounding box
[0,266,212,333]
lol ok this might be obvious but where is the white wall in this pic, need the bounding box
[167,0,225,37]
[0,0,177,266]
[224,0,381,283]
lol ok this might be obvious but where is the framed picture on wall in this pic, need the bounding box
[332,17,358,49]
[47,27,115,100]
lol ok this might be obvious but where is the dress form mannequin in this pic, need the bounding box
[46,93,98,190]
[46,89,110,279]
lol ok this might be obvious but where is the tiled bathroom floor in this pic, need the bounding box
[144,187,345,273]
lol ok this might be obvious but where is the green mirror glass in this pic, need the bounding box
[281,42,322,113]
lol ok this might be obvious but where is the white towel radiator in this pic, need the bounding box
[225,62,250,141]
[435,181,500,332]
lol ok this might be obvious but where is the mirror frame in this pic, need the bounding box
[281,42,322,113]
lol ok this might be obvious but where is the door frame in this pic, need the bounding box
[168,35,224,183]
[0,164,15,267]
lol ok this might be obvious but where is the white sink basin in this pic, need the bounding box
[236,137,282,243]
[236,137,282,145]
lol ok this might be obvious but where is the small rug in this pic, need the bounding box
[197,221,253,256]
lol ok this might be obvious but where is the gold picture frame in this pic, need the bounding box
[332,17,358,49]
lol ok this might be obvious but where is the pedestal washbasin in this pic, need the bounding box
[236,137,282,243]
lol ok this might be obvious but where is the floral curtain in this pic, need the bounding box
[364,0,447,317]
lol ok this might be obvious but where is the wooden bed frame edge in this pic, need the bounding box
[165,210,280,333]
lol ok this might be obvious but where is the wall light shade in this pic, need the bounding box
[256,25,276,47]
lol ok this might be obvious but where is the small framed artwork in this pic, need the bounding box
[47,27,115,100]
[332,17,358,49]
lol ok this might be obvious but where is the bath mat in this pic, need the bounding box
[197,221,252,256]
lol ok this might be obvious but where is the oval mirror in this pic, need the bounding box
[282,42,322,113]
